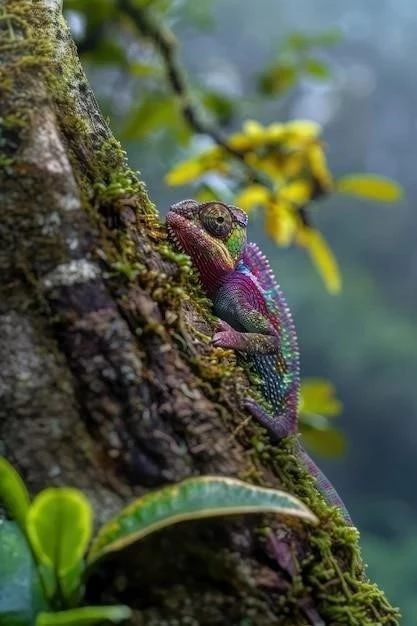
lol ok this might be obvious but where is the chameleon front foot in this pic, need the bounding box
[244,398,297,440]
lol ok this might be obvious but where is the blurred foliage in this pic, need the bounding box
[257,29,340,96]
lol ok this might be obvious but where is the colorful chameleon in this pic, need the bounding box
[166,199,352,525]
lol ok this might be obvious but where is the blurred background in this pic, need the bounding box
[66,0,417,620]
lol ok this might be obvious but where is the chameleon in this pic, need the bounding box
[166,199,353,525]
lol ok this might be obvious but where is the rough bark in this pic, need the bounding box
[0,1,399,625]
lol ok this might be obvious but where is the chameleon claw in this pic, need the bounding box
[215,319,234,332]
[212,330,236,348]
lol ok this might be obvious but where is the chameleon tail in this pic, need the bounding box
[295,441,353,526]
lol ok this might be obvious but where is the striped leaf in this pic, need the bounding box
[88,476,317,564]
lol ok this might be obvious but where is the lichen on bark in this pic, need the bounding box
[0,1,400,624]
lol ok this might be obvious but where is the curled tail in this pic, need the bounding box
[296,441,353,525]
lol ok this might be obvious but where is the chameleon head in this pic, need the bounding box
[166,199,248,294]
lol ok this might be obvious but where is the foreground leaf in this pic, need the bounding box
[0,522,44,626]
[88,476,317,564]
[26,488,93,576]
[35,605,132,626]
[336,174,403,202]
[0,457,31,529]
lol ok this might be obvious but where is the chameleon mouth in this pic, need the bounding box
[166,210,208,259]
[166,211,189,255]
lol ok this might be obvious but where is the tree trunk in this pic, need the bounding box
[0,1,399,624]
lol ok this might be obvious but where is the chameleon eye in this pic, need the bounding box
[200,203,233,238]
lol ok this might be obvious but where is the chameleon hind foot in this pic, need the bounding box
[243,398,297,440]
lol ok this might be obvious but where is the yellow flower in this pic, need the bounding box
[297,227,341,293]
[243,119,267,140]
[228,132,254,151]
[279,180,312,206]
[165,146,228,186]
[280,152,306,178]
[265,200,297,246]
[234,185,270,212]
[284,119,321,139]
[165,159,205,185]
[307,143,333,192]
[263,122,286,143]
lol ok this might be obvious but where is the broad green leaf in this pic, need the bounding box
[0,456,31,529]
[336,174,403,202]
[88,476,317,564]
[35,605,132,626]
[0,522,45,626]
[300,379,342,417]
[26,488,93,577]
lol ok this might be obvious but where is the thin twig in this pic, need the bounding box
[118,2,258,170]
[117,0,312,225]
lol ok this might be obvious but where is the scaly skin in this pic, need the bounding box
[166,199,353,525]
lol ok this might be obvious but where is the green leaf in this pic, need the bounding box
[304,58,330,79]
[0,522,45,626]
[64,0,117,24]
[0,456,31,529]
[201,91,235,125]
[336,174,404,202]
[302,426,347,458]
[87,476,317,564]
[284,32,311,52]
[84,39,128,68]
[35,605,132,626]
[26,488,93,577]
[129,62,158,77]
[258,64,297,95]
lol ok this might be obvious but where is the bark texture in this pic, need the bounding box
[0,1,399,624]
